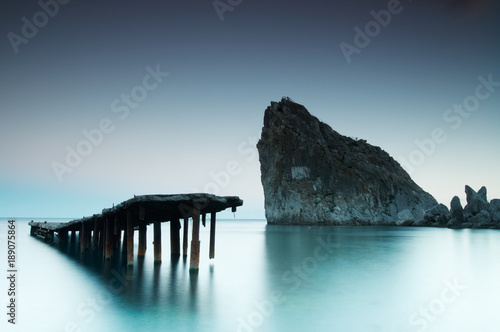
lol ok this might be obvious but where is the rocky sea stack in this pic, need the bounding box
[257,98,438,225]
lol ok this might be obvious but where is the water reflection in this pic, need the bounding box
[35,230,203,313]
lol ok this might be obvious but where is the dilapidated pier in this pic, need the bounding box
[29,194,243,271]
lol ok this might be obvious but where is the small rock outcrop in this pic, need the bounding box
[423,203,450,226]
[447,196,465,229]
[436,186,500,229]
[464,185,489,217]
[257,98,438,225]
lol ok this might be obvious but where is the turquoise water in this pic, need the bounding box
[1,219,500,332]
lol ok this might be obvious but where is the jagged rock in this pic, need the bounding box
[465,185,489,216]
[447,219,460,229]
[450,196,465,221]
[397,209,415,226]
[424,204,450,226]
[426,203,450,217]
[447,196,465,228]
[470,210,492,228]
[257,98,438,225]
[478,186,487,201]
[490,199,500,224]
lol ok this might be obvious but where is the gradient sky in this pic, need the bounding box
[1,0,499,218]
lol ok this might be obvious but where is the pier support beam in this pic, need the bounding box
[122,227,127,256]
[183,217,189,256]
[170,219,181,256]
[138,222,147,257]
[154,221,162,264]
[126,210,134,267]
[48,230,55,244]
[114,215,121,249]
[58,230,68,248]
[105,217,114,260]
[92,219,100,250]
[80,222,90,255]
[138,206,146,256]
[190,207,201,271]
[209,212,216,259]
[102,219,106,256]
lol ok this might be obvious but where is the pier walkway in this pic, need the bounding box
[29,193,243,270]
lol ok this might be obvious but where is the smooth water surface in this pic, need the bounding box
[1,219,499,332]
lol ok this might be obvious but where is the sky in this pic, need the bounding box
[0,0,499,219]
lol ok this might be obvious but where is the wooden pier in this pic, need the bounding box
[29,194,243,271]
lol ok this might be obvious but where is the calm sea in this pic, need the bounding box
[1,218,500,332]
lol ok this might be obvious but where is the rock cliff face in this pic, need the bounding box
[257,98,438,225]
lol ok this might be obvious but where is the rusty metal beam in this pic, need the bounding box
[114,215,121,249]
[138,206,147,256]
[92,219,100,250]
[138,222,147,256]
[101,218,106,256]
[170,219,180,256]
[154,220,161,264]
[80,222,88,256]
[105,217,114,260]
[189,207,201,271]
[209,212,216,259]
[183,217,189,256]
[122,226,127,256]
[58,230,68,249]
[126,210,134,267]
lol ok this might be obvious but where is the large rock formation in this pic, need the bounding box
[257,98,438,225]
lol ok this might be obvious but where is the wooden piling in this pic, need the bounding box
[209,212,216,259]
[79,224,84,254]
[138,222,147,257]
[122,227,127,256]
[170,219,181,256]
[100,219,105,249]
[105,217,114,260]
[138,205,146,256]
[48,230,55,244]
[86,223,92,251]
[102,218,107,256]
[58,230,68,248]
[190,207,201,271]
[80,222,89,255]
[114,215,121,249]
[92,219,100,250]
[126,210,134,267]
[154,221,162,264]
[183,217,189,256]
